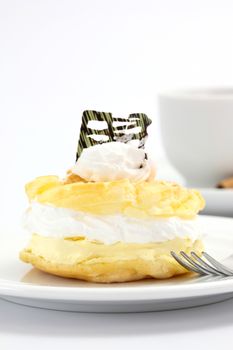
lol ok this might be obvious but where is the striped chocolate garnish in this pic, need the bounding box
[76,110,152,160]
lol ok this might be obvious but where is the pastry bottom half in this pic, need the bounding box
[20,234,203,283]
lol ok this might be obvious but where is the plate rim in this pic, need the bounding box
[1,276,233,302]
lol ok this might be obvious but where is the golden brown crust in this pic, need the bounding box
[63,170,85,184]
[25,176,205,219]
[20,235,203,283]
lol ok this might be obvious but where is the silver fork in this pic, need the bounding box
[171,251,233,276]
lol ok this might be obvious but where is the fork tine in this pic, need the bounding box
[170,251,202,274]
[202,252,233,276]
[190,252,223,276]
[180,251,213,275]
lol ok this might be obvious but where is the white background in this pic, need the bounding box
[1,0,233,348]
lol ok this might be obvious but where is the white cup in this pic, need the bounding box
[159,89,233,187]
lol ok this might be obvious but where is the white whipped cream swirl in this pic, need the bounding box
[23,203,201,244]
[72,142,153,182]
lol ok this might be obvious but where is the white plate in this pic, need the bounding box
[1,215,233,313]
[199,188,233,217]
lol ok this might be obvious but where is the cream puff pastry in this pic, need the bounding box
[20,111,205,283]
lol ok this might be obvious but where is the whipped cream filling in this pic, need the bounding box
[72,142,154,182]
[23,203,201,244]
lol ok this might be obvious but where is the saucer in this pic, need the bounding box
[199,188,233,217]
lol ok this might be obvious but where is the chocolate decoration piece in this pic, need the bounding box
[217,176,233,189]
[76,110,152,160]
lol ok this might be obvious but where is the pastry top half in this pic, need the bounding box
[26,175,204,219]
[23,142,205,245]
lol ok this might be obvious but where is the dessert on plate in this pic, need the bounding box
[20,110,205,283]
